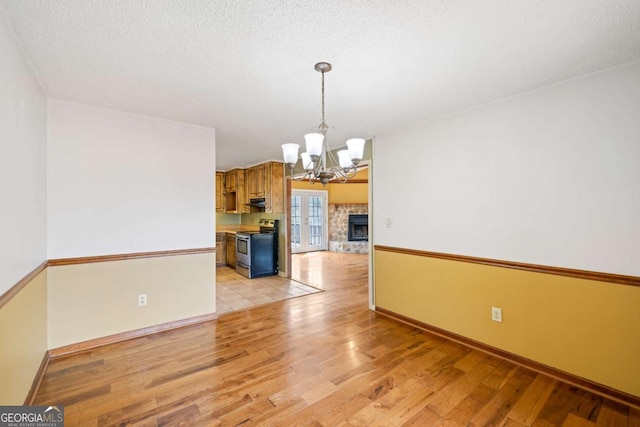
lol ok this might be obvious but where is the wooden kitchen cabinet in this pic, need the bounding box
[265,161,284,213]
[245,161,284,213]
[224,169,238,192]
[246,163,267,199]
[224,168,245,213]
[215,172,224,213]
[216,232,226,266]
[226,233,236,268]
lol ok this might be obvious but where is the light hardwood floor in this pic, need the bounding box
[34,252,638,426]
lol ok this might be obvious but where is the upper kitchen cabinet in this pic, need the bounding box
[215,171,225,213]
[246,163,266,199]
[246,161,284,213]
[224,168,245,213]
[224,168,240,192]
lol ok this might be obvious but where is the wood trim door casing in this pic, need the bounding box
[285,177,292,277]
[374,245,640,287]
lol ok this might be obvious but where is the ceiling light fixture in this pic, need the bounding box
[282,62,365,186]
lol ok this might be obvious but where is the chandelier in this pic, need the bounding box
[281,62,365,186]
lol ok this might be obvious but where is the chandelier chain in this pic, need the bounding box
[320,70,327,134]
[281,62,364,186]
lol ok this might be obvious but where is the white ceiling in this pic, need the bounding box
[2,1,640,170]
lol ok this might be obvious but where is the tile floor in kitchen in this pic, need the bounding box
[215,264,321,314]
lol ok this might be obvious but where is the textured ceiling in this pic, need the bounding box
[2,1,640,170]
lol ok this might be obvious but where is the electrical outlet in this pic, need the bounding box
[385,217,392,228]
[138,294,147,307]
[491,307,502,322]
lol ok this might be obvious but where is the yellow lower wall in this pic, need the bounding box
[374,249,640,397]
[47,253,216,349]
[0,269,48,404]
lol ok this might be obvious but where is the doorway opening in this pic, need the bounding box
[291,190,328,253]
[285,164,371,299]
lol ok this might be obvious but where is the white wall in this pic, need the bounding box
[47,100,216,258]
[0,13,47,294]
[373,60,640,276]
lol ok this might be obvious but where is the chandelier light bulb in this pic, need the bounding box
[304,133,324,161]
[281,143,299,167]
[337,150,352,169]
[346,138,365,165]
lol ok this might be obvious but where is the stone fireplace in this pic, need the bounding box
[328,203,368,254]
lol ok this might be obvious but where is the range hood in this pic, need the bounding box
[246,197,266,208]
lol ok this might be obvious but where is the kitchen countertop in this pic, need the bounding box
[216,225,259,235]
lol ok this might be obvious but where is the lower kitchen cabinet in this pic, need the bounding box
[216,233,226,266]
[226,233,236,268]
